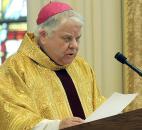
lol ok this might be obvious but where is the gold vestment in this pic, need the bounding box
[0,33,105,130]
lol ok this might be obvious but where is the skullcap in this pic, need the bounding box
[36,1,73,25]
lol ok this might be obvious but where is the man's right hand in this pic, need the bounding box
[59,117,85,129]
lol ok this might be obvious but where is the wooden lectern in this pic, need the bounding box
[63,108,142,130]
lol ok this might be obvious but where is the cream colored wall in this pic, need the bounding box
[27,0,122,97]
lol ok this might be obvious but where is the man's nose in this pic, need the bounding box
[69,39,78,49]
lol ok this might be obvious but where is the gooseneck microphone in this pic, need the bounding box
[115,52,142,77]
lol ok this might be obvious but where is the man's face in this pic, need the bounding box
[39,20,82,65]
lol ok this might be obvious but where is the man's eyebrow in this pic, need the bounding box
[62,32,71,34]
[62,33,81,38]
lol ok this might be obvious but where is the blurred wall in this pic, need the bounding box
[27,0,123,97]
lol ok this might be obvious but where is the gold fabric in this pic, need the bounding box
[0,33,105,130]
[123,0,142,111]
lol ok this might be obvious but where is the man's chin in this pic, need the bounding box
[61,60,74,66]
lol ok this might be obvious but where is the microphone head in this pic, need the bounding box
[115,52,127,64]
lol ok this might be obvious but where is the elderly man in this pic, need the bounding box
[0,1,105,130]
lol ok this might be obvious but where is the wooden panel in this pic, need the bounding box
[63,108,142,130]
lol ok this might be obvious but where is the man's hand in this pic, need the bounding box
[59,117,85,129]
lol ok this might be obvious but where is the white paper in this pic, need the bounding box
[85,92,138,122]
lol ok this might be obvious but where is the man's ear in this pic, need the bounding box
[39,29,47,38]
[39,29,48,44]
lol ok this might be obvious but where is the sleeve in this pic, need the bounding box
[32,119,61,130]
[77,56,106,110]
[0,66,44,130]
[90,66,106,110]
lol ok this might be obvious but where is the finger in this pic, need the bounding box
[64,122,82,128]
[70,121,83,126]
[70,117,85,123]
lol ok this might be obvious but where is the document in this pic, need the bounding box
[85,92,138,122]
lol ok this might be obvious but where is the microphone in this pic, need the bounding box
[115,52,142,77]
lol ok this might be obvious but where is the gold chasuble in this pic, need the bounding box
[0,33,105,130]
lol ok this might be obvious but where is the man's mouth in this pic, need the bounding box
[66,53,75,57]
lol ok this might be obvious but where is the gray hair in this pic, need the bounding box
[34,10,84,37]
